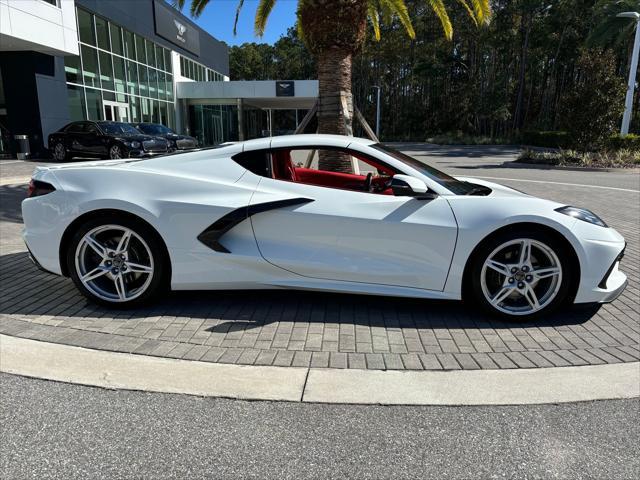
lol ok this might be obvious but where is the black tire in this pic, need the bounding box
[466,228,575,321]
[52,142,69,161]
[108,143,127,160]
[66,214,169,308]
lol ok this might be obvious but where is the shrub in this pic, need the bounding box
[520,131,571,149]
[607,133,640,151]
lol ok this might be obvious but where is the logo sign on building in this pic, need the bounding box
[154,0,200,56]
[276,81,295,97]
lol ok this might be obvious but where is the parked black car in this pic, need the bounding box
[133,123,198,151]
[48,121,170,161]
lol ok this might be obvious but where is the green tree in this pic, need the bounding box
[561,49,626,149]
[176,0,490,170]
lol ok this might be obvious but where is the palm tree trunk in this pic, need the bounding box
[317,48,354,172]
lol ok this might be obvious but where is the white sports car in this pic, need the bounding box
[22,134,627,320]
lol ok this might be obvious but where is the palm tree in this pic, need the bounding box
[176,0,490,170]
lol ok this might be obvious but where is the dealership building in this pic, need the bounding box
[0,0,316,157]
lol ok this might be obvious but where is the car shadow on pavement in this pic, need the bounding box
[0,251,602,335]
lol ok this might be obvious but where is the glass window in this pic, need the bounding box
[125,61,138,96]
[138,65,148,96]
[110,24,123,56]
[145,40,155,68]
[148,68,158,99]
[166,73,173,101]
[81,45,100,88]
[129,95,140,123]
[123,30,135,59]
[157,70,166,101]
[102,90,115,102]
[77,8,95,46]
[155,45,164,71]
[135,35,146,63]
[95,16,110,51]
[66,84,86,121]
[141,97,150,122]
[64,55,82,84]
[151,100,160,123]
[85,88,103,120]
[164,49,171,72]
[113,56,126,96]
[98,51,114,91]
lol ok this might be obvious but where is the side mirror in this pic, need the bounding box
[390,174,433,198]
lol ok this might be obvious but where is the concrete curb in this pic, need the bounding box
[2,335,639,405]
[0,176,30,186]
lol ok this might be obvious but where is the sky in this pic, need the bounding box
[173,0,298,46]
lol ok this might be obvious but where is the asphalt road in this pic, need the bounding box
[1,373,638,479]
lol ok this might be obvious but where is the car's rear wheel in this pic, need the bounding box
[66,216,167,308]
[468,230,574,320]
[52,142,68,161]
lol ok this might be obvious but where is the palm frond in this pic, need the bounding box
[469,0,491,25]
[378,0,416,39]
[255,0,277,37]
[190,0,210,18]
[233,0,245,36]
[456,0,477,27]
[428,0,452,40]
[368,3,382,41]
[171,0,186,10]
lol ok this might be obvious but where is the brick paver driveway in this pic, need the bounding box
[1,149,638,370]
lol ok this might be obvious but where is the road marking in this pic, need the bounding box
[2,335,638,405]
[0,160,25,165]
[473,176,640,193]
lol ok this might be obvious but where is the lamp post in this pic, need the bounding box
[617,11,640,136]
[372,86,381,139]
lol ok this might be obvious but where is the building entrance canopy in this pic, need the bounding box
[176,80,318,145]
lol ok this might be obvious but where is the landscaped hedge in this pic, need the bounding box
[520,131,639,151]
[607,134,640,151]
[520,131,572,149]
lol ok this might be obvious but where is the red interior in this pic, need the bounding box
[271,149,394,195]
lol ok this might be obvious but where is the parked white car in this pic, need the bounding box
[22,134,627,319]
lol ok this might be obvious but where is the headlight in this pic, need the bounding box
[130,141,141,149]
[555,206,608,227]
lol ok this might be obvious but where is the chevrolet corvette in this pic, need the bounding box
[22,134,627,319]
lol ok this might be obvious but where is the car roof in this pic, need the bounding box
[241,134,376,151]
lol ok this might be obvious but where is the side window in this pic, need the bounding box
[271,148,397,194]
[232,150,272,178]
[85,123,99,134]
[66,123,85,133]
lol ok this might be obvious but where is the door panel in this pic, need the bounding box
[250,178,458,291]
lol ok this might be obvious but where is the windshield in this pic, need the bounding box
[372,144,477,195]
[99,122,141,135]
[137,124,173,135]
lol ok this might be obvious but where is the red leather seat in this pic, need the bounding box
[272,151,297,182]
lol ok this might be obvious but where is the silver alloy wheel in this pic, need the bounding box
[74,224,154,303]
[53,143,66,161]
[480,238,563,316]
[109,145,122,159]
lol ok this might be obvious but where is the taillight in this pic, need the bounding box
[27,179,56,198]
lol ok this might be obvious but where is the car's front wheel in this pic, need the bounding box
[108,144,126,159]
[67,216,168,308]
[467,230,574,320]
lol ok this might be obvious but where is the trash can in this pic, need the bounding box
[14,134,31,160]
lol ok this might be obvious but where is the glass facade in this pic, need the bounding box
[188,105,238,146]
[65,7,175,127]
[180,55,224,81]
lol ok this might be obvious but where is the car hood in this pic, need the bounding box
[158,133,197,141]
